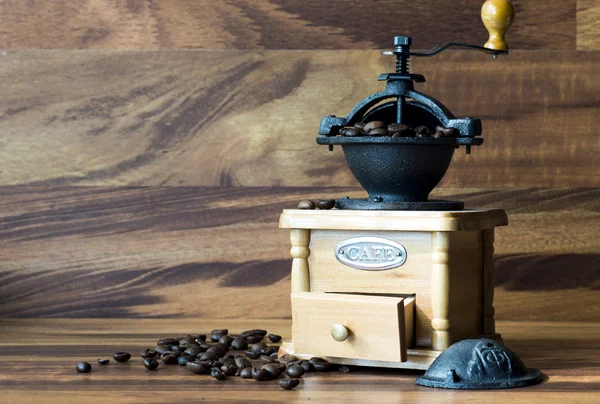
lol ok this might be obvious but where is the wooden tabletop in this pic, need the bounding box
[1,319,598,403]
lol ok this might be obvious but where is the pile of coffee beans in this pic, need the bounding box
[338,121,458,138]
[297,199,335,210]
[75,328,349,391]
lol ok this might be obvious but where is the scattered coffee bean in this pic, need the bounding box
[186,361,209,374]
[211,368,227,381]
[218,335,233,348]
[261,346,279,356]
[387,123,407,134]
[235,357,251,369]
[161,352,180,365]
[144,358,159,370]
[279,378,300,390]
[278,354,297,365]
[113,352,131,363]
[199,351,218,361]
[207,345,227,358]
[76,362,92,373]
[244,350,261,359]
[231,337,248,350]
[363,121,385,132]
[309,357,326,364]
[155,345,171,355]
[260,355,275,364]
[221,363,237,376]
[368,128,389,136]
[252,367,271,381]
[182,347,201,357]
[415,125,433,137]
[269,352,279,360]
[300,361,315,372]
[140,349,157,359]
[354,122,366,132]
[313,361,331,371]
[297,200,316,210]
[286,365,305,378]
[210,329,228,342]
[157,338,178,346]
[251,342,267,352]
[261,363,281,378]
[171,345,186,352]
[194,334,207,343]
[246,334,264,344]
[338,365,352,373]
[268,334,282,343]
[97,359,109,365]
[344,128,361,137]
[316,199,336,210]
[240,367,253,379]
[179,337,195,346]
[177,355,193,366]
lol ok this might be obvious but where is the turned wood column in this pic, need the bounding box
[290,229,310,293]
[483,228,497,335]
[431,231,451,351]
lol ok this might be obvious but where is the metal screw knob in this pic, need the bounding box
[331,324,349,342]
[394,36,412,47]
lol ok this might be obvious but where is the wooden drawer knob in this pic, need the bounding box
[331,324,349,342]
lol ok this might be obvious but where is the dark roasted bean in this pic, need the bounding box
[253,330,268,337]
[207,345,227,358]
[387,123,408,134]
[177,355,193,366]
[260,355,275,364]
[140,349,157,359]
[155,345,171,355]
[194,335,207,343]
[368,128,389,136]
[415,125,433,137]
[235,357,251,369]
[364,121,385,132]
[198,342,211,352]
[144,358,159,370]
[313,361,331,371]
[278,354,297,365]
[268,334,282,343]
[343,128,361,137]
[270,352,279,359]
[316,199,335,210]
[246,334,264,344]
[157,338,178,346]
[300,361,315,372]
[261,363,281,378]
[297,200,316,210]
[161,352,180,365]
[435,125,459,137]
[210,329,228,342]
[240,367,253,378]
[309,357,326,364]
[286,365,305,378]
[251,342,267,352]
[186,361,208,374]
[184,347,203,357]
[199,351,217,361]
[76,362,91,373]
[354,122,366,132]
[279,378,300,390]
[97,359,109,365]
[179,337,195,346]
[113,352,131,363]
[218,335,233,348]
[211,368,227,381]
[231,337,248,350]
[221,363,237,376]
[244,350,261,359]
[171,345,186,352]
[338,365,352,373]
[252,367,271,381]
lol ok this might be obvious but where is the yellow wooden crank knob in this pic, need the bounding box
[481,0,516,51]
[331,324,349,342]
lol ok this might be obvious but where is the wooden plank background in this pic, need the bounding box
[0,0,598,321]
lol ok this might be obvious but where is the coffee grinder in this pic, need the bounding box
[279,0,543,389]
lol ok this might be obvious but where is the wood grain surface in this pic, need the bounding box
[0,0,577,50]
[577,0,600,50]
[1,50,598,188]
[0,318,598,403]
[1,186,598,321]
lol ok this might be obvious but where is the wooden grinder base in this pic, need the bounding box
[279,208,507,370]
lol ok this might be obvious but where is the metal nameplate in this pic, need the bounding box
[334,237,407,271]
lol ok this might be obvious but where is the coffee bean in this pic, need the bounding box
[160,352,180,365]
[198,342,211,352]
[316,199,336,210]
[338,365,352,373]
[171,345,186,352]
[218,335,233,348]
[244,350,261,359]
[286,365,305,378]
[261,346,279,356]
[211,368,227,381]
[140,349,157,359]
[207,345,227,358]
[210,329,228,342]
[363,121,385,132]
[252,367,271,381]
[144,358,159,370]
[415,125,433,137]
[199,351,217,361]
[354,122,366,132]
[113,352,131,363]
[183,346,203,357]
[339,127,351,136]
[241,329,267,338]
[261,363,281,378]
[231,337,248,350]
[297,200,316,210]
[313,361,331,371]
[268,334,282,343]
[300,362,315,372]
[251,342,267,352]
[387,123,407,134]
[246,334,264,344]
[155,345,171,355]
[179,337,195,346]
[235,357,251,369]
[157,338,178,346]
[186,361,209,374]
[76,362,91,373]
[279,378,300,390]
[240,367,253,379]
[260,355,275,364]
[194,335,207,343]
[278,354,297,365]
[221,363,237,376]
[368,128,389,136]
[309,357,327,364]
[97,359,109,365]
[269,352,279,360]
[177,354,193,366]
[343,128,361,137]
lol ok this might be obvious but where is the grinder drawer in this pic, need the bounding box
[291,292,414,362]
